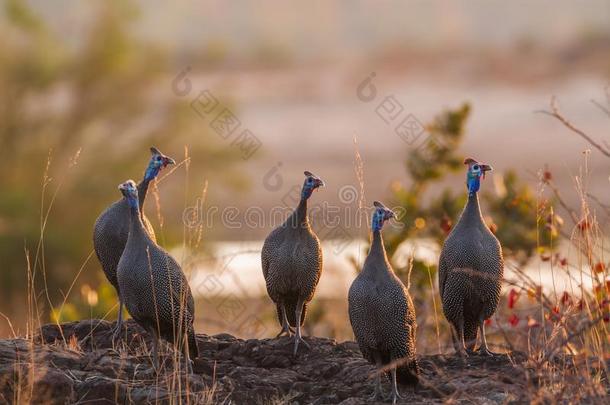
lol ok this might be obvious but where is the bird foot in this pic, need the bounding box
[368,389,384,402]
[391,390,403,405]
[293,336,310,356]
[185,359,194,374]
[477,347,496,357]
[111,325,124,344]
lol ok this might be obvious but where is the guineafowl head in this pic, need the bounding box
[464,157,492,195]
[144,147,176,181]
[301,171,325,200]
[119,180,139,208]
[372,201,395,231]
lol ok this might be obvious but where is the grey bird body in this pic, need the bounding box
[262,171,324,355]
[94,182,156,289]
[439,186,503,355]
[93,148,174,337]
[348,202,418,403]
[116,180,198,369]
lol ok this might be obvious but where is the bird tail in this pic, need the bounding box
[464,321,478,351]
[396,358,420,386]
[280,300,307,327]
[188,329,199,360]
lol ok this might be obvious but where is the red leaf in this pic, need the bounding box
[508,314,519,327]
[543,170,552,181]
[508,288,520,309]
[594,262,606,274]
[578,217,590,231]
[484,318,492,326]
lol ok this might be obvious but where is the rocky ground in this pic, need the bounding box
[0,319,598,404]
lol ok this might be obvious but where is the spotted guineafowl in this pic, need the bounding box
[93,147,175,339]
[116,180,198,372]
[262,171,324,356]
[438,157,503,356]
[348,201,419,404]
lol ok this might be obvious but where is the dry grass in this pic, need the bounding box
[1,107,609,403]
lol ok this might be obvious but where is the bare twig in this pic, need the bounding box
[586,192,610,217]
[590,99,610,119]
[537,96,610,158]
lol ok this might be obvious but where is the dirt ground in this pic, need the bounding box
[3,320,605,404]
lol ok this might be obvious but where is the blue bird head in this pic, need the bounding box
[372,201,395,231]
[118,179,139,208]
[464,157,492,195]
[301,171,325,200]
[144,147,176,182]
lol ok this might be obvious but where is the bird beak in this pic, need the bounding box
[163,156,176,167]
[480,164,493,172]
[316,179,325,188]
[480,164,492,179]
[386,210,396,220]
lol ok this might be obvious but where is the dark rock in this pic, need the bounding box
[31,367,74,404]
[0,320,573,404]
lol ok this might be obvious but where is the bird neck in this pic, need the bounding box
[127,198,147,238]
[459,192,484,227]
[290,197,309,227]
[369,229,388,261]
[137,178,150,210]
[362,229,393,278]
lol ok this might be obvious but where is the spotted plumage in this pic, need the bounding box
[348,201,419,403]
[93,147,174,338]
[438,157,503,356]
[262,171,324,355]
[116,180,198,371]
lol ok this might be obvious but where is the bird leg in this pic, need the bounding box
[276,305,293,338]
[368,359,385,401]
[183,340,194,374]
[293,299,310,356]
[112,301,124,342]
[150,329,160,371]
[390,367,403,405]
[452,321,468,357]
[181,331,194,374]
[477,319,496,356]
[368,373,384,401]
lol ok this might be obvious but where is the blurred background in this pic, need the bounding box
[1,0,609,353]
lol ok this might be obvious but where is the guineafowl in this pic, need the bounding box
[116,180,198,372]
[348,201,419,404]
[262,171,324,356]
[93,147,175,339]
[438,157,503,356]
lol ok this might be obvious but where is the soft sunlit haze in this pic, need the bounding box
[0,2,609,402]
